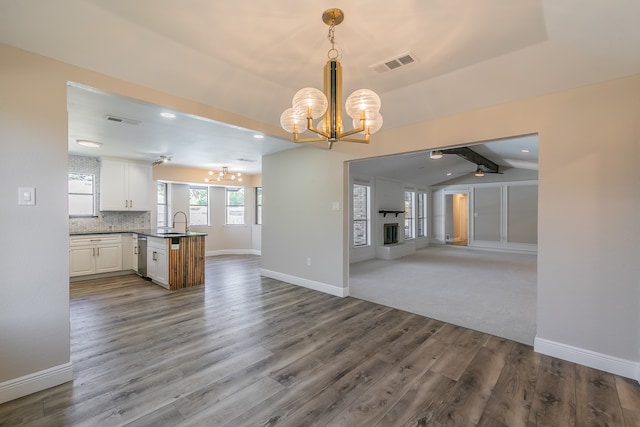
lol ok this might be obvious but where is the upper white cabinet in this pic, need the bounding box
[100,158,152,211]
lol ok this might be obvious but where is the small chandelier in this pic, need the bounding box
[280,8,383,149]
[205,167,242,183]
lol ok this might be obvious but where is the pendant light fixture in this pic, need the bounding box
[205,167,242,183]
[280,8,383,149]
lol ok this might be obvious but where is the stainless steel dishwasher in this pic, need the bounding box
[137,236,147,277]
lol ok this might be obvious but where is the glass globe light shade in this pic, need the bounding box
[353,112,383,134]
[293,88,328,119]
[345,89,381,119]
[280,108,308,134]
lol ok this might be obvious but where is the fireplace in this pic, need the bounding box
[383,223,399,245]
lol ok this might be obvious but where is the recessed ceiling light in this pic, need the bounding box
[253,134,264,139]
[521,149,530,153]
[76,139,102,148]
[160,112,176,119]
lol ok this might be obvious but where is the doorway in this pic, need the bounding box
[444,192,469,246]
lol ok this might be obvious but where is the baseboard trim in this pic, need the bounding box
[260,269,348,297]
[534,337,639,381]
[0,362,73,404]
[206,249,261,257]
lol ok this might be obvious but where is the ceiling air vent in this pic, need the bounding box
[105,115,141,126]
[370,51,418,74]
[237,158,256,163]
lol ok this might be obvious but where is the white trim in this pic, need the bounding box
[206,249,261,257]
[0,362,73,404]
[534,337,640,381]
[260,269,348,297]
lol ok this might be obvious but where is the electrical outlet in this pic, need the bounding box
[306,257,311,266]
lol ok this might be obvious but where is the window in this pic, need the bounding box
[256,187,262,225]
[353,183,371,246]
[189,186,209,226]
[157,182,168,227]
[404,190,415,239]
[226,187,245,225]
[68,173,95,216]
[417,192,427,237]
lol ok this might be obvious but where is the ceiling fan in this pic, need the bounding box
[152,155,172,166]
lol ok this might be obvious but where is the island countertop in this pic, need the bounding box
[69,229,207,238]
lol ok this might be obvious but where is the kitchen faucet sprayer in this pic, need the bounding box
[172,211,189,233]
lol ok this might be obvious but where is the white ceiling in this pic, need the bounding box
[66,83,294,175]
[1,0,639,184]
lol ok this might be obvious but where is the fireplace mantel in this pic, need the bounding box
[379,210,404,217]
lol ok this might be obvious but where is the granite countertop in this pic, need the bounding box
[69,229,207,238]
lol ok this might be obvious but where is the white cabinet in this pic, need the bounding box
[147,237,169,288]
[100,158,152,211]
[70,234,122,277]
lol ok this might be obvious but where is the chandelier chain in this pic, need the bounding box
[327,24,339,60]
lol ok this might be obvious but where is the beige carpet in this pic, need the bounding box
[348,245,537,345]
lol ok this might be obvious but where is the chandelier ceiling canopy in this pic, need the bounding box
[280,8,383,149]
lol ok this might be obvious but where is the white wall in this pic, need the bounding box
[261,147,354,296]
[0,45,72,402]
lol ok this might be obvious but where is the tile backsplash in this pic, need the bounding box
[69,155,150,233]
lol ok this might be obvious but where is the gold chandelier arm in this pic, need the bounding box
[306,119,330,138]
[294,135,332,143]
[337,123,367,138]
[336,135,371,144]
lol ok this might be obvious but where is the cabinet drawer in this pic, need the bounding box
[70,234,122,247]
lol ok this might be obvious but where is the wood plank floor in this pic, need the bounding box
[1,254,639,426]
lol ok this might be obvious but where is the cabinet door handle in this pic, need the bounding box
[153,251,157,261]
[96,247,100,256]
[130,200,133,208]
[134,246,138,255]
[92,248,96,256]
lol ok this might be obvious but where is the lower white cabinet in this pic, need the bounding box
[147,237,169,288]
[70,234,122,277]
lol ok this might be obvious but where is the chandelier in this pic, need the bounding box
[205,167,242,183]
[280,8,383,149]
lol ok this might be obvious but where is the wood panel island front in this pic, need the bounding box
[69,230,207,290]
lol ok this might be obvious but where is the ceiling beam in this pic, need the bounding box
[441,147,501,173]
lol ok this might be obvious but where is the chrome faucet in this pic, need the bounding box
[172,211,189,233]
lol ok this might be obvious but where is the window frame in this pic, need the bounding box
[226,187,245,225]
[68,172,96,217]
[404,190,416,240]
[352,183,371,247]
[157,182,168,227]
[417,191,428,237]
[188,185,210,226]
[255,187,262,225]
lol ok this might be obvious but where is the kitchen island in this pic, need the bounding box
[69,229,207,290]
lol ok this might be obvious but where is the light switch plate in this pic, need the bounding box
[18,187,35,205]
